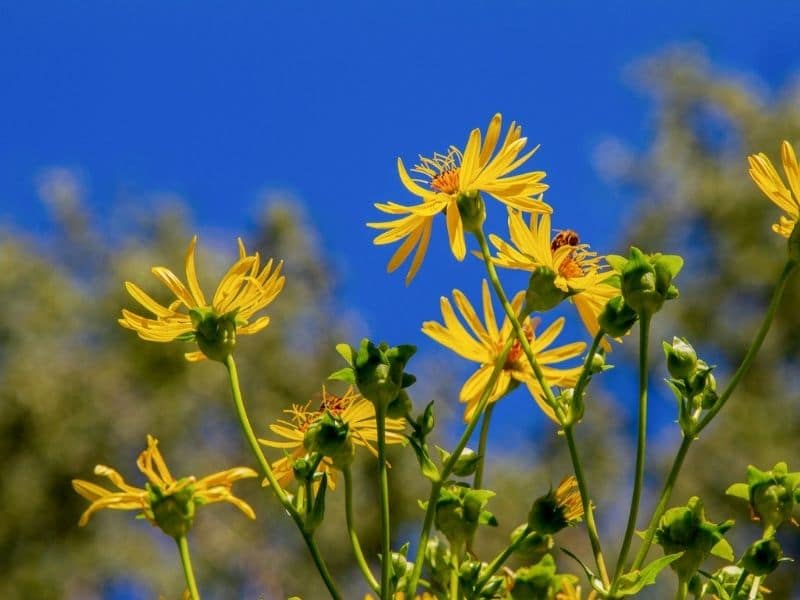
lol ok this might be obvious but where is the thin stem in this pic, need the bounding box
[376,401,393,599]
[732,569,748,599]
[474,227,609,585]
[631,260,797,571]
[223,355,342,600]
[405,335,516,596]
[574,331,605,402]
[564,426,610,587]
[675,578,688,600]
[631,435,692,570]
[695,261,797,433]
[344,467,380,593]
[475,526,530,589]
[612,313,651,592]
[449,551,460,600]
[473,403,495,492]
[748,575,762,600]
[176,535,201,600]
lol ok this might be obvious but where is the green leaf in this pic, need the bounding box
[725,483,749,501]
[335,343,355,365]
[560,547,608,595]
[614,553,682,597]
[711,538,735,562]
[328,367,355,383]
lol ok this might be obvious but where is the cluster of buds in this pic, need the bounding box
[661,337,718,434]
[432,484,498,550]
[654,496,734,582]
[509,555,580,600]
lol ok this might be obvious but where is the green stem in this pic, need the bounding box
[449,551,460,600]
[474,227,609,585]
[405,335,516,596]
[695,261,797,433]
[631,435,692,570]
[675,578,688,600]
[732,569,748,599]
[223,355,342,600]
[176,535,201,600]
[344,467,380,593]
[376,401,393,599]
[612,313,651,592]
[473,403,495,492]
[475,526,530,589]
[631,260,797,571]
[574,330,605,402]
[564,426,610,587]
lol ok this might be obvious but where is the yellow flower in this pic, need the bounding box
[368,113,552,284]
[364,594,436,600]
[748,140,800,238]
[488,210,619,349]
[259,386,406,489]
[422,280,586,422]
[119,236,285,362]
[72,435,257,531]
[553,475,584,525]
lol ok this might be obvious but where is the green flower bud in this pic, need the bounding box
[700,372,718,410]
[528,476,583,535]
[434,486,496,548]
[303,412,354,468]
[190,307,238,362]
[510,554,557,600]
[452,448,481,477]
[617,247,683,317]
[740,538,783,576]
[525,267,569,312]
[654,496,734,580]
[292,456,317,482]
[590,350,608,374]
[746,462,799,531]
[663,337,698,379]
[510,525,554,563]
[598,295,638,337]
[148,481,196,539]
[456,190,486,234]
[352,339,417,408]
[687,360,714,397]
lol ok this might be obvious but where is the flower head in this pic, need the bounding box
[119,236,285,362]
[489,210,619,348]
[72,435,257,536]
[422,280,585,422]
[259,386,406,489]
[368,114,552,284]
[528,476,584,535]
[748,140,800,238]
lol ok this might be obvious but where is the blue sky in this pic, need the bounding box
[2,2,800,447]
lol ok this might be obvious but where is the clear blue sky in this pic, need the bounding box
[2,0,799,474]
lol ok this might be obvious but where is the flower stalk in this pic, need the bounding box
[176,535,201,600]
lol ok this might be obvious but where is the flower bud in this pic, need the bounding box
[528,476,583,535]
[352,339,417,408]
[456,190,486,234]
[525,267,569,312]
[663,337,698,380]
[386,389,413,419]
[745,462,799,531]
[616,247,683,317]
[598,295,638,337]
[740,538,783,576]
[434,486,496,548]
[303,412,354,468]
[149,482,196,539]
[452,448,481,477]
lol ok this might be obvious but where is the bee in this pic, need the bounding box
[550,230,580,253]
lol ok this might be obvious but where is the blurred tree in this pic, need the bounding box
[601,45,800,596]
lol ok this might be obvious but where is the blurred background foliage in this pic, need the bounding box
[1,46,799,598]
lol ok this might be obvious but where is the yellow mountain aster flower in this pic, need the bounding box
[259,386,406,489]
[368,113,552,284]
[119,236,285,362]
[488,210,619,349]
[748,140,800,238]
[72,435,257,534]
[422,280,586,422]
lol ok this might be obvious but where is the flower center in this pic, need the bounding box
[319,393,347,416]
[504,322,535,370]
[431,168,461,194]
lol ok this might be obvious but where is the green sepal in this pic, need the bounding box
[451,448,481,477]
[335,342,355,365]
[408,436,439,482]
[606,254,627,272]
[710,538,735,562]
[725,483,750,501]
[174,331,196,342]
[327,366,356,383]
[305,473,328,533]
[478,510,498,526]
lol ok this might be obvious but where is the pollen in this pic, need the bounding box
[430,168,461,194]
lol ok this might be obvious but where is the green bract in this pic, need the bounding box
[597,295,638,336]
[148,481,196,539]
[303,412,354,468]
[456,190,487,234]
[726,462,800,532]
[608,247,682,317]
[188,307,240,362]
[524,266,569,312]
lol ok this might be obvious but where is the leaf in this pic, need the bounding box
[335,343,355,365]
[560,547,608,595]
[725,483,749,501]
[328,367,355,383]
[711,538,735,562]
[614,553,682,597]
[479,510,498,526]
